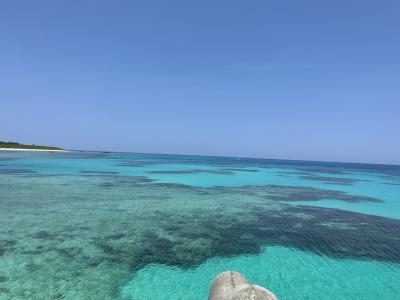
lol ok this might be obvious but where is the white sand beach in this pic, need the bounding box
[0,148,69,152]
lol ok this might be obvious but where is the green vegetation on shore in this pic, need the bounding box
[0,141,63,150]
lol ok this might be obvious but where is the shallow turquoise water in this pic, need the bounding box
[122,246,400,300]
[0,151,399,299]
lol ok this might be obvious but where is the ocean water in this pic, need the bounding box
[0,151,399,299]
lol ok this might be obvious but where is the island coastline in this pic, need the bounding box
[0,141,67,152]
[0,148,69,152]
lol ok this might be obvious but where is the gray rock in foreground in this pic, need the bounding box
[208,271,278,300]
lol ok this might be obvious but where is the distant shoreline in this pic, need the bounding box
[0,148,69,152]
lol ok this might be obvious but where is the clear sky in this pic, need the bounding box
[1,1,399,164]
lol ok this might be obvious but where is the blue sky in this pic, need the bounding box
[1,1,399,164]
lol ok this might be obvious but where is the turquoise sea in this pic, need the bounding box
[0,151,399,299]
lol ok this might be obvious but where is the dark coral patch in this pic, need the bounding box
[278,171,366,186]
[294,167,347,175]
[56,247,83,258]
[222,168,259,172]
[98,176,154,188]
[80,171,119,175]
[278,171,313,176]
[33,231,59,240]
[383,182,400,186]
[265,185,381,203]
[0,239,17,256]
[104,233,125,240]
[0,169,37,174]
[147,169,234,175]
[147,170,202,174]
[168,206,400,265]
[253,205,400,262]
[213,185,381,203]
[117,160,163,167]
[298,175,358,185]
[119,205,400,269]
